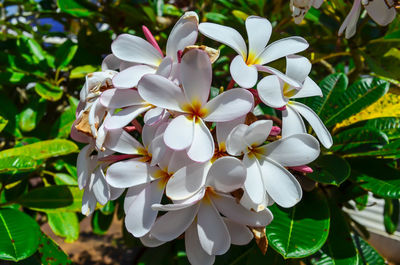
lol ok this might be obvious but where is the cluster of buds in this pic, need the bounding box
[71,12,332,265]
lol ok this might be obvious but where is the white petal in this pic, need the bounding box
[92,167,110,205]
[285,55,311,83]
[257,75,287,108]
[155,57,173,77]
[77,144,95,189]
[140,233,166,247]
[291,101,333,148]
[204,88,254,122]
[125,180,164,237]
[112,65,155,89]
[124,184,147,213]
[81,189,97,216]
[206,157,246,192]
[239,190,268,212]
[106,159,156,188]
[151,204,200,241]
[138,74,187,112]
[105,105,151,130]
[226,124,248,156]
[257,37,309,65]
[166,11,199,60]
[148,134,168,166]
[187,119,214,163]
[256,65,302,88]
[216,116,246,147]
[242,155,265,205]
[109,186,124,200]
[101,54,121,71]
[167,150,193,174]
[143,107,165,125]
[142,122,161,149]
[338,0,361,38]
[181,49,211,106]
[263,133,320,166]
[103,129,143,154]
[199,22,247,58]
[163,115,194,150]
[281,105,306,138]
[197,200,230,255]
[111,34,162,66]
[291,77,323,99]
[259,157,302,208]
[70,123,91,143]
[244,119,273,147]
[152,190,204,211]
[100,89,145,108]
[246,16,272,58]
[230,55,258,88]
[166,162,210,200]
[224,218,253,245]
[186,221,215,265]
[365,0,396,26]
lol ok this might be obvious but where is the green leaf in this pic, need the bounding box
[383,198,399,234]
[364,117,400,140]
[70,65,98,79]
[54,173,78,186]
[37,232,72,265]
[204,12,228,23]
[266,189,330,258]
[308,155,350,186]
[350,158,400,199]
[0,156,36,174]
[331,127,389,153]
[162,4,182,16]
[57,0,95,17]
[100,201,115,215]
[17,108,36,132]
[0,116,8,133]
[35,82,63,102]
[324,78,389,127]
[0,139,78,161]
[47,212,79,242]
[17,36,46,62]
[353,234,385,265]
[344,138,400,158]
[354,193,369,211]
[55,40,78,69]
[51,96,78,138]
[0,208,40,261]
[17,185,83,212]
[91,210,113,235]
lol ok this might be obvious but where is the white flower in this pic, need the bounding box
[290,0,324,24]
[138,49,254,162]
[257,55,333,148]
[198,16,309,88]
[226,120,320,210]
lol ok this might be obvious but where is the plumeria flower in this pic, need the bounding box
[111,11,199,88]
[141,156,272,264]
[257,55,333,149]
[290,0,324,24]
[138,49,254,162]
[226,120,320,210]
[198,16,309,88]
[339,0,397,39]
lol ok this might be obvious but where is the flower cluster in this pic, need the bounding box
[72,12,332,265]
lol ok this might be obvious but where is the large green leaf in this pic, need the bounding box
[353,234,385,265]
[47,212,79,242]
[50,96,78,139]
[35,82,63,102]
[365,117,400,140]
[17,185,83,212]
[37,232,72,265]
[308,155,351,186]
[350,158,400,199]
[57,0,95,17]
[323,78,389,127]
[0,116,8,133]
[55,40,78,69]
[266,189,330,258]
[383,198,399,234]
[0,139,78,160]
[54,173,78,185]
[344,139,400,158]
[69,65,98,79]
[0,156,36,174]
[0,208,40,261]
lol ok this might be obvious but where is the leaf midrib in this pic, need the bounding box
[0,212,18,259]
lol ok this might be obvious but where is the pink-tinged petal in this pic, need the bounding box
[257,75,287,108]
[223,218,253,245]
[101,54,121,71]
[206,157,246,192]
[155,57,173,77]
[109,186,124,200]
[263,133,320,166]
[187,119,214,162]
[125,180,164,237]
[103,129,143,154]
[204,88,254,122]
[81,189,97,216]
[291,77,323,99]
[246,16,272,58]
[77,145,95,189]
[257,37,309,65]
[106,159,157,188]
[111,34,162,66]
[164,115,194,151]
[242,155,265,206]
[167,150,193,174]
[92,167,110,205]
[112,65,155,89]
[199,22,247,58]
[151,204,200,241]
[259,157,302,208]
[181,49,211,105]
[270,126,281,136]
[166,162,210,200]
[244,120,273,147]
[138,74,187,112]
[230,55,258,88]
[365,0,396,26]
[256,65,301,88]
[290,165,313,173]
[197,200,230,255]
[100,88,144,109]
[285,55,311,83]
[291,101,333,148]
[281,105,307,138]
[213,192,273,226]
[338,0,361,38]
[226,124,248,156]
[186,221,215,265]
[142,25,163,56]
[105,105,151,130]
[143,107,165,125]
[166,11,199,60]
[124,184,146,213]
[216,116,246,147]
[140,233,166,247]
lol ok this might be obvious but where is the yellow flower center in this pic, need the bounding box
[182,99,208,122]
